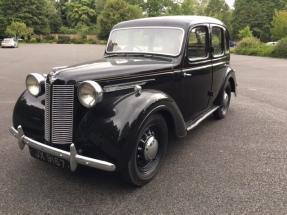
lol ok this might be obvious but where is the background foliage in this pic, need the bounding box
[0,0,287,58]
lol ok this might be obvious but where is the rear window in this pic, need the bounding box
[4,39,13,42]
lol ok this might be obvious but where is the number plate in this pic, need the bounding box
[29,147,70,169]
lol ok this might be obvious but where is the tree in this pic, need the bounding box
[232,0,287,41]
[97,0,142,40]
[47,0,63,33]
[65,0,97,28]
[5,22,34,39]
[0,0,53,35]
[141,0,173,17]
[180,0,197,15]
[237,25,253,39]
[194,0,208,16]
[205,0,231,27]
[271,10,287,40]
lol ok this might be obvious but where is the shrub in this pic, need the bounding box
[59,26,77,34]
[45,35,55,41]
[69,38,82,44]
[30,38,37,43]
[98,40,107,45]
[238,37,261,48]
[235,44,275,57]
[86,38,97,44]
[273,37,287,58]
[57,36,70,44]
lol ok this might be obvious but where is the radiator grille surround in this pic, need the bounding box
[45,84,74,145]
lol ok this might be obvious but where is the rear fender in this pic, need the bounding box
[213,68,237,106]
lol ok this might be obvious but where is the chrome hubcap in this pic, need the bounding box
[221,91,229,114]
[144,136,158,160]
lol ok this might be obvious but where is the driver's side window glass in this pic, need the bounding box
[187,26,208,60]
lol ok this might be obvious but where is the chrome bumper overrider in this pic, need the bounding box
[9,126,116,172]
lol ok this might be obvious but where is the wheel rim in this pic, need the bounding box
[221,91,229,115]
[136,126,161,174]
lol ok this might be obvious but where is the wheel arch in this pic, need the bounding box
[75,89,187,170]
[213,69,237,106]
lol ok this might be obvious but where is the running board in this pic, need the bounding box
[186,106,219,131]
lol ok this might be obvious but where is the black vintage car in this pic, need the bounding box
[10,16,237,186]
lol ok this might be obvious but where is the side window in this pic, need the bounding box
[212,27,224,56]
[187,26,208,60]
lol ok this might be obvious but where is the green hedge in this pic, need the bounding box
[235,37,287,58]
[273,37,287,58]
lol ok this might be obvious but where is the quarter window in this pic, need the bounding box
[212,27,224,56]
[187,26,208,60]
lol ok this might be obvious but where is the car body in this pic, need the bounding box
[1,38,18,48]
[10,16,237,186]
[229,41,237,47]
[266,41,278,45]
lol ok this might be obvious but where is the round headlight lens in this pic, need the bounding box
[78,81,103,108]
[26,73,45,96]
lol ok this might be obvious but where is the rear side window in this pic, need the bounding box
[225,30,230,53]
[187,26,208,60]
[212,27,224,56]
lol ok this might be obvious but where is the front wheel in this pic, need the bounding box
[213,82,231,119]
[121,114,168,186]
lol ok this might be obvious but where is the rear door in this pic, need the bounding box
[179,25,213,122]
[209,25,229,106]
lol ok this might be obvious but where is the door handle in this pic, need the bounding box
[183,73,192,78]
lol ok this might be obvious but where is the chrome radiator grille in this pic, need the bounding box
[45,84,74,145]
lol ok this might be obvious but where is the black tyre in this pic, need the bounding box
[213,82,231,119]
[121,114,168,186]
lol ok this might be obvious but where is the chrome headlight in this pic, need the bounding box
[78,81,103,108]
[26,73,45,96]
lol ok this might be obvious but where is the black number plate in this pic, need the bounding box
[29,147,70,170]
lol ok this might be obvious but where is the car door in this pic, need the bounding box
[179,25,213,122]
[208,25,229,106]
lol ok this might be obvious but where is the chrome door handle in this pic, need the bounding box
[183,73,192,77]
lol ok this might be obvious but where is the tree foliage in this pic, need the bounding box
[0,0,53,35]
[271,10,287,40]
[97,0,142,40]
[232,0,287,41]
[65,0,97,28]
[237,26,253,39]
[180,0,197,15]
[5,22,34,39]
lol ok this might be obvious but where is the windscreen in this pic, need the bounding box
[106,27,184,56]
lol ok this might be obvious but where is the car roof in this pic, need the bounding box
[113,16,225,30]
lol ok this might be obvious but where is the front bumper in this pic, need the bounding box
[10,125,116,172]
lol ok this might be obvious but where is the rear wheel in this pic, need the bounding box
[213,82,231,119]
[121,114,168,186]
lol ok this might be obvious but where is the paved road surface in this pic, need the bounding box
[0,45,287,214]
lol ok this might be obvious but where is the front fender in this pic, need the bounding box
[75,89,186,170]
[12,90,45,142]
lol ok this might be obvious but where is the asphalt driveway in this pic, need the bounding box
[0,44,287,214]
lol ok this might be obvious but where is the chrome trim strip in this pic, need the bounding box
[182,64,213,72]
[103,79,155,92]
[186,106,219,131]
[45,83,50,142]
[10,126,116,172]
[212,61,226,67]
